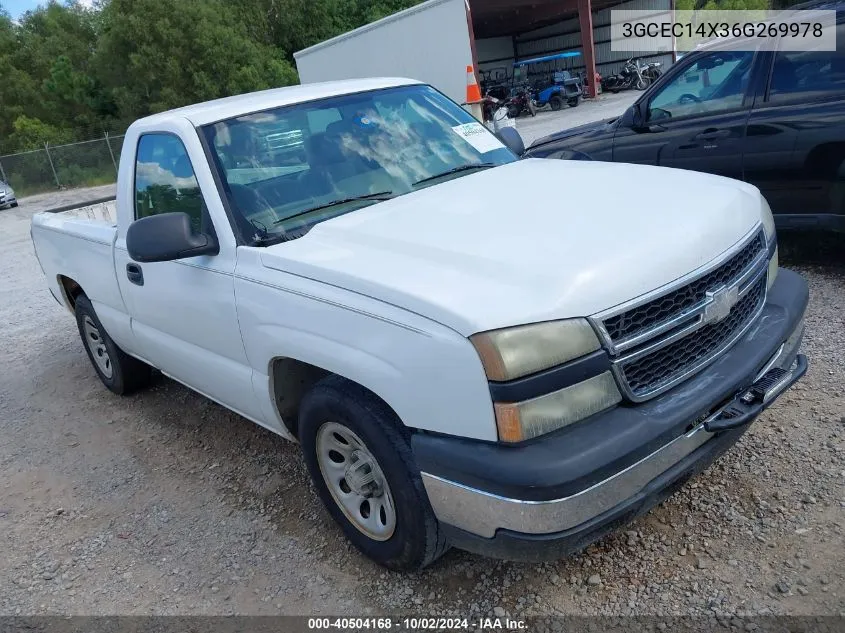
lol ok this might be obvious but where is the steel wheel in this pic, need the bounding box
[82,315,113,379]
[316,421,397,541]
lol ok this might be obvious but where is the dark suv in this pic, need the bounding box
[526,5,845,233]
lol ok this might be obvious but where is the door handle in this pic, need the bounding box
[126,263,144,286]
[694,128,731,141]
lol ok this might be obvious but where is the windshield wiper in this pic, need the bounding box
[412,163,496,187]
[248,218,286,247]
[273,191,395,226]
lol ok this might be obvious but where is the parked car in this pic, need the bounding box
[527,11,845,233]
[31,78,807,571]
[0,180,17,209]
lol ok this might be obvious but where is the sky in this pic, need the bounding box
[2,0,94,20]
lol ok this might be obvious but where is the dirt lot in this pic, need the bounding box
[1,184,843,617]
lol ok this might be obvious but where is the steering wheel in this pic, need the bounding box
[678,93,702,105]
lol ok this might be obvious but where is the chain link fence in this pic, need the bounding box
[0,133,123,197]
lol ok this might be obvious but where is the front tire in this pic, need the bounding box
[74,294,152,395]
[299,375,448,571]
[549,95,564,111]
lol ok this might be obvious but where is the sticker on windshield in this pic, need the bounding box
[451,122,505,154]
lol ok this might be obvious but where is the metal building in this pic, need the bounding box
[295,0,676,103]
[472,0,675,97]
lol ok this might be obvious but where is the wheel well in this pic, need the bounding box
[58,275,84,310]
[270,358,405,439]
[271,358,332,437]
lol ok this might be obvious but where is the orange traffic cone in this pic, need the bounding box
[465,65,482,103]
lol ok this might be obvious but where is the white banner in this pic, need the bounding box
[611,9,838,52]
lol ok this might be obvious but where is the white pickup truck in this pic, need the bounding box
[31,78,808,570]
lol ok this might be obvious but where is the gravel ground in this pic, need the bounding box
[1,187,843,618]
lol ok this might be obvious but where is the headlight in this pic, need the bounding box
[494,372,622,442]
[470,319,600,382]
[767,245,778,291]
[471,319,621,442]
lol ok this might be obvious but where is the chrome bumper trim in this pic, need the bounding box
[755,318,804,382]
[422,421,714,538]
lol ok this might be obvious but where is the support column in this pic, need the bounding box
[578,0,598,98]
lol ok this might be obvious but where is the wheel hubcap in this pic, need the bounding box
[82,316,113,379]
[316,422,396,541]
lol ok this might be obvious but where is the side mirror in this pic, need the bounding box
[127,212,219,263]
[496,126,525,156]
[621,103,644,128]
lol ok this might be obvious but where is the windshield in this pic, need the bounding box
[202,84,516,244]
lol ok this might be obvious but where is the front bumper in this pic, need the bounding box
[412,269,808,561]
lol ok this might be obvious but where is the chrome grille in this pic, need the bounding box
[593,228,770,402]
[620,277,766,397]
[603,232,765,343]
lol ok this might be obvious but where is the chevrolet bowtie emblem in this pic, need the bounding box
[702,286,739,325]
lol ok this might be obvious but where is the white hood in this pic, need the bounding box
[260,159,764,336]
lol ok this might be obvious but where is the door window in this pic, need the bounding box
[135,133,205,231]
[768,23,845,103]
[648,51,755,121]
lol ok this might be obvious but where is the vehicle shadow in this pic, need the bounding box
[779,231,845,272]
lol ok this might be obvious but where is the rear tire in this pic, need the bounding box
[74,294,152,395]
[549,95,564,111]
[11,202,18,208]
[299,375,449,571]
[568,96,581,107]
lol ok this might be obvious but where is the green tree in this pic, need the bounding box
[0,2,102,150]
[0,0,424,155]
[231,0,424,60]
[94,0,298,120]
[6,115,73,150]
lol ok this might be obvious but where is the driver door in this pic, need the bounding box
[613,50,761,180]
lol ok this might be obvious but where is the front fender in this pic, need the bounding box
[234,271,498,442]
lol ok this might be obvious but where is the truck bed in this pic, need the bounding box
[31,199,123,317]
[35,198,117,227]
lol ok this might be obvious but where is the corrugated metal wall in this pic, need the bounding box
[592,0,674,77]
[476,37,514,82]
[476,0,674,85]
